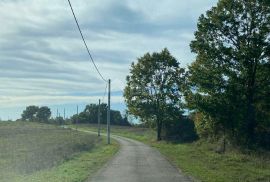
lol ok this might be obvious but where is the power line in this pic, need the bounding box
[67,0,107,82]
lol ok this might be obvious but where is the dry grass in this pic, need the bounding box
[0,122,102,181]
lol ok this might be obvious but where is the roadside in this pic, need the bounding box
[77,124,270,182]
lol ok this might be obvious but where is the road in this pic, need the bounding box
[89,135,192,182]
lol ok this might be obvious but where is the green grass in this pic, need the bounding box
[15,139,118,182]
[78,124,270,182]
[0,122,119,182]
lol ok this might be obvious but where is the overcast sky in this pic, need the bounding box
[0,0,218,120]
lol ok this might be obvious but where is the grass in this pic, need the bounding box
[78,124,270,182]
[0,122,119,182]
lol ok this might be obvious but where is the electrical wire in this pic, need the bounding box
[67,0,107,82]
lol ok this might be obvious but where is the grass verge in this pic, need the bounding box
[16,139,118,182]
[77,124,270,182]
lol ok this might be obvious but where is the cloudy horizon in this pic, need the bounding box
[0,0,218,120]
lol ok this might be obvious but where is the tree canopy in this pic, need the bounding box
[21,106,39,121]
[21,106,51,122]
[186,0,270,147]
[71,103,130,126]
[124,48,187,140]
[36,106,51,122]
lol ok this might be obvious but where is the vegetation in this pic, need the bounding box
[123,0,269,150]
[0,122,119,182]
[3,0,270,181]
[20,104,130,126]
[78,124,270,182]
[21,105,51,122]
[124,48,196,141]
[71,103,130,126]
[186,0,270,148]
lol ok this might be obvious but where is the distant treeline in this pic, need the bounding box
[70,103,130,126]
[20,104,130,126]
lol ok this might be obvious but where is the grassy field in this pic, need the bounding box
[78,124,270,182]
[0,122,119,182]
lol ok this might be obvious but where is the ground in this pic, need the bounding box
[0,122,118,182]
[78,124,270,182]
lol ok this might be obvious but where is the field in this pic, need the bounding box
[0,122,118,182]
[78,124,270,182]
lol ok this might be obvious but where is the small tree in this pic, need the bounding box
[124,48,186,140]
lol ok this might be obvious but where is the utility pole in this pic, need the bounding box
[107,79,111,144]
[98,99,101,137]
[57,108,58,119]
[76,105,78,131]
[64,108,66,120]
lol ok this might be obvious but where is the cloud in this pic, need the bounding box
[0,0,218,119]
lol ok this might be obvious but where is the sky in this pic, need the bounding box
[0,0,218,121]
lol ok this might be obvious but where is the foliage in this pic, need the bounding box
[21,105,51,123]
[163,116,198,142]
[186,0,270,148]
[36,106,51,122]
[21,105,39,121]
[190,112,217,139]
[70,103,130,126]
[124,48,186,140]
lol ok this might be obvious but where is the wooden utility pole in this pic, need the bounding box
[76,105,78,131]
[98,99,101,137]
[107,79,111,144]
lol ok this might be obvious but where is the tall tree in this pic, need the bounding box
[124,48,186,140]
[187,0,270,146]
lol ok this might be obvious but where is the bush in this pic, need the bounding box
[163,116,198,142]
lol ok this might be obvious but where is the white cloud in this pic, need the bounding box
[0,0,218,119]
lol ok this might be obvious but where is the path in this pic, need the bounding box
[89,135,192,182]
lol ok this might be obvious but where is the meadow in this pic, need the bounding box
[78,124,270,182]
[0,122,118,182]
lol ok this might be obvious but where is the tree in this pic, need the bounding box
[36,106,51,122]
[187,0,270,147]
[111,110,123,125]
[21,106,39,121]
[71,103,130,126]
[124,48,186,140]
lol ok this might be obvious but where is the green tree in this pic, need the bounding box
[36,106,51,122]
[124,48,186,140]
[82,103,107,124]
[111,110,123,125]
[71,103,130,126]
[21,106,39,121]
[187,0,270,146]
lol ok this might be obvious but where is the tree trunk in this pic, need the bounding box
[245,60,258,146]
[246,93,256,145]
[156,98,162,141]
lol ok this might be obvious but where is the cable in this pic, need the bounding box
[102,82,108,103]
[67,0,107,82]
